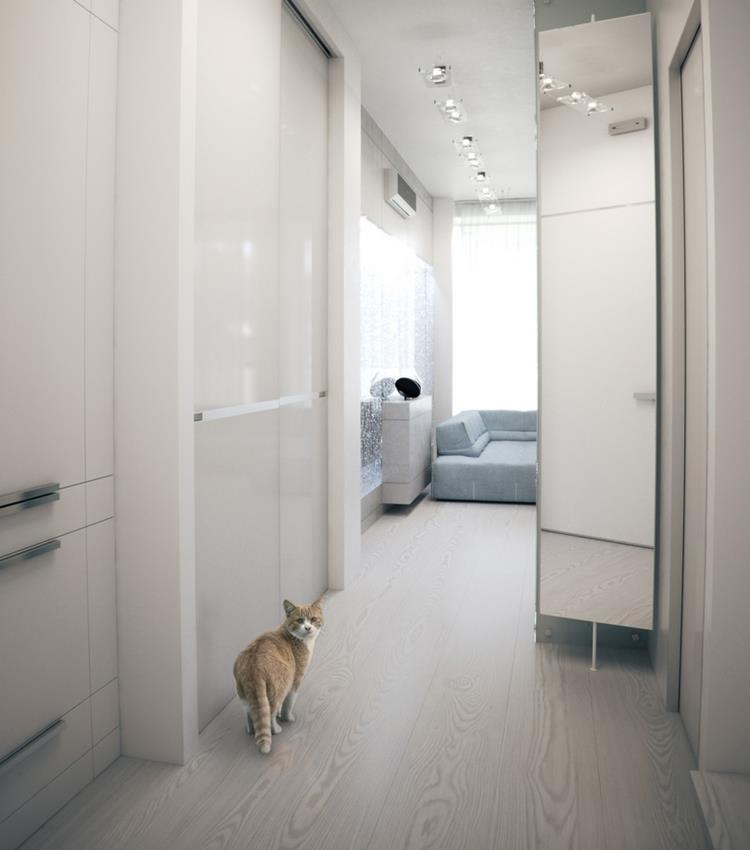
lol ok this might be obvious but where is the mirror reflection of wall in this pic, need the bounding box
[537,14,657,644]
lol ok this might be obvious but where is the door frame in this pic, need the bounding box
[655,0,702,711]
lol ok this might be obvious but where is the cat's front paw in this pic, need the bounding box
[272,718,283,734]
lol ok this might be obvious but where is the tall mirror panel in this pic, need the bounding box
[538,14,657,638]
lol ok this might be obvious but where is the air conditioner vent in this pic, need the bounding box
[384,168,417,218]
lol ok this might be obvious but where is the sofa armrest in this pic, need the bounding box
[435,411,488,456]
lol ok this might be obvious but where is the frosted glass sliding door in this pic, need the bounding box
[194,0,328,730]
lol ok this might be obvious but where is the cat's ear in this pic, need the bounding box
[282,599,296,617]
[313,595,325,609]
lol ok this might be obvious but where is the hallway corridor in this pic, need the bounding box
[21,500,708,850]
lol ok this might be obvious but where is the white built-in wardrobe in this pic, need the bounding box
[194,0,329,730]
[0,1,120,845]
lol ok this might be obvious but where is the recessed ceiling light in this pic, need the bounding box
[420,64,452,87]
[435,98,467,124]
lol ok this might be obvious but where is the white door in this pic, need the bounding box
[540,204,657,546]
[679,29,707,759]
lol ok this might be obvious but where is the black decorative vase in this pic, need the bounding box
[395,376,421,400]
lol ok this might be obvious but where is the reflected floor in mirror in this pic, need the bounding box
[540,531,654,630]
[22,500,705,850]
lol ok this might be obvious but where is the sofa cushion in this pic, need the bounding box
[431,440,537,503]
[478,440,536,465]
[486,429,537,442]
[435,411,489,456]
[479,410,537,434]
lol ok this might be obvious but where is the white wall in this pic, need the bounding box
[540,88,655,216]
[361,109,434,265]
[649,0,750,773]
[696,0,750,775]
[115,0,199,765]
[360,109,434,524]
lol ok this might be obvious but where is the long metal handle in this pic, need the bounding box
[0,482,60,518]
[0,538,61,570]
[0,719,65,777]
[633,392,656,402]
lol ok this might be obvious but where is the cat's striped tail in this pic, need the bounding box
[251,682,272,754]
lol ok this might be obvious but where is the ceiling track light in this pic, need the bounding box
[556,89,613,115]
[539,74,570,94]
[453,135,477,153]
[435,98,467,124]
[476,186,497,202]
[420,63,452,87]
[585,99,613,116]
[452,137,485,170]
[557,90,586,106]
[471,170,488,184]
[483,202,501,215]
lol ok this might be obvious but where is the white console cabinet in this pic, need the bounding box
[382,396,433,505]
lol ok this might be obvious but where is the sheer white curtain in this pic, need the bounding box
[452,200,537,413]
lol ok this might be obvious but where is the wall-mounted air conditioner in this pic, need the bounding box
[384,168,417,218]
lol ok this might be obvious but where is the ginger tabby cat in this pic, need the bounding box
[233,597,324,754]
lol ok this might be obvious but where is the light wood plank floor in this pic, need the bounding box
[540,531,654,630]
[22,499,709,850]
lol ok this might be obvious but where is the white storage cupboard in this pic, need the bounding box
[0,1,120,846]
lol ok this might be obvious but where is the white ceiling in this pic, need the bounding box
[326,0,537,201]
[539,13,652,110]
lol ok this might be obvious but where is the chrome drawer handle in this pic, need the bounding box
[0,538,61,570]
[0,482,60,518]
[0,718,65,777]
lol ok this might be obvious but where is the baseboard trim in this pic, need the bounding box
[691,770,750,850]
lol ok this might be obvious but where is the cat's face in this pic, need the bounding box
[283,599,324,641]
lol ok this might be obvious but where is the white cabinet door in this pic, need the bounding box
[0,0,89,494]
[540,204,657,546]
[85,18,118,480]
[0,529,90,758]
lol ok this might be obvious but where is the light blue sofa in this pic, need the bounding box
[432,410,537,503]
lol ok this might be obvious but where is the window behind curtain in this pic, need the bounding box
[452,200,537,413]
